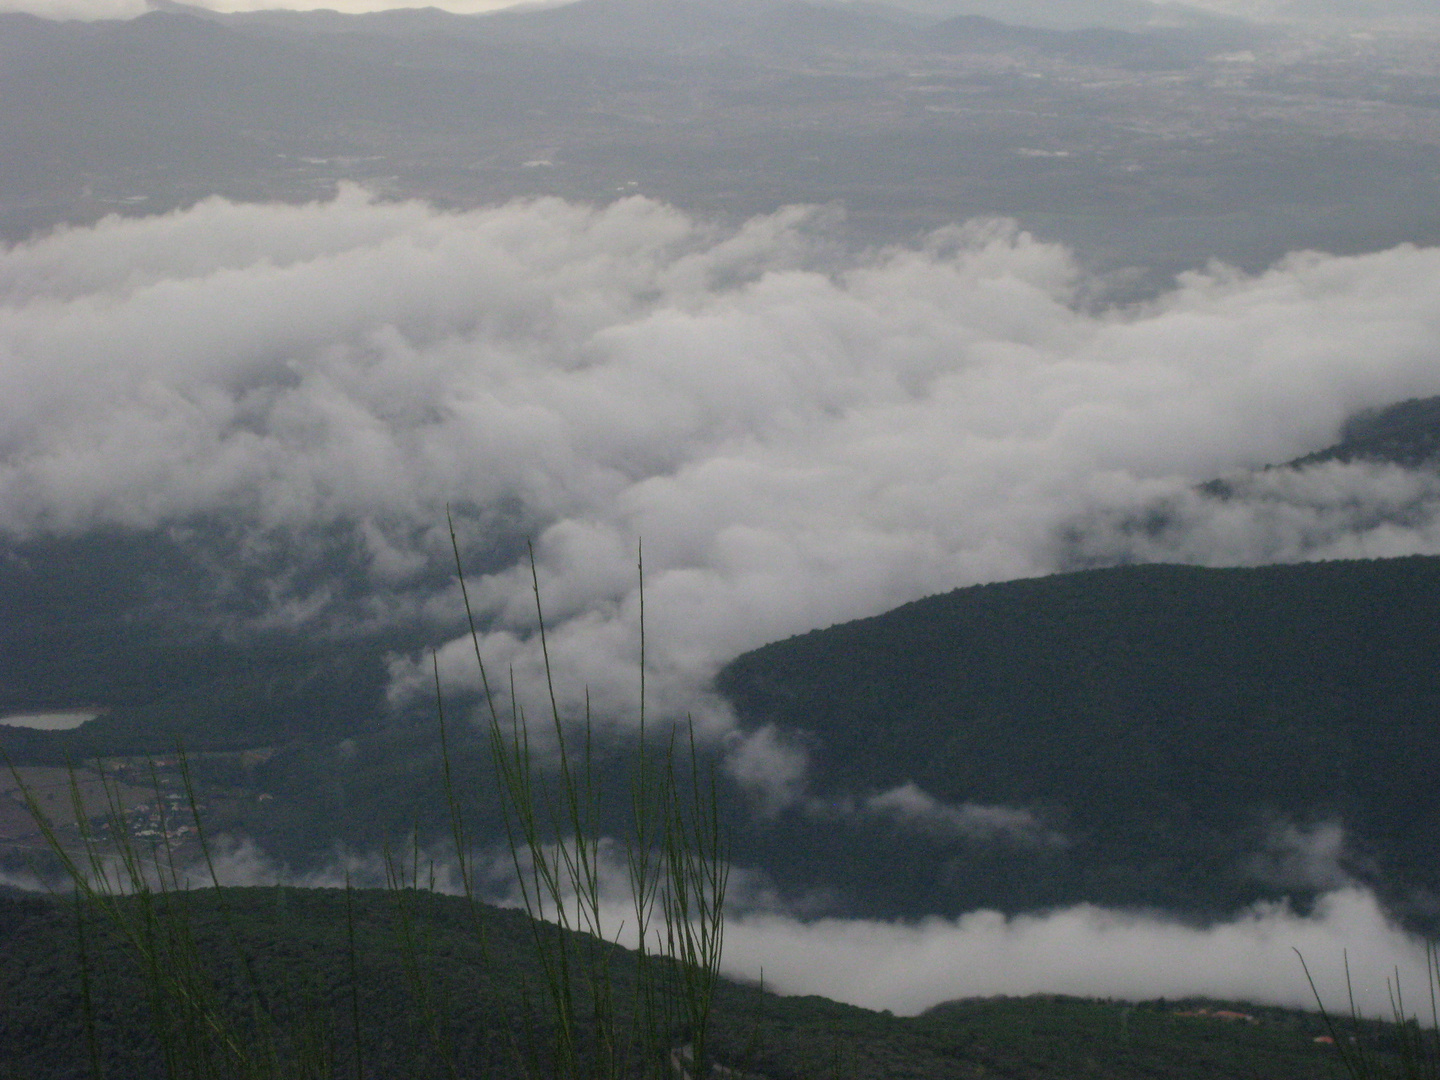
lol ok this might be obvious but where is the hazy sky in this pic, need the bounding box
[3,0,1433,24]
[4,0,518,18]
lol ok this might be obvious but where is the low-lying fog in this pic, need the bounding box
[0,710,101,731]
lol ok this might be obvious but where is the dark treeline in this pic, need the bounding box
[0,887,1377,1080]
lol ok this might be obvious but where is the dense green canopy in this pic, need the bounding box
[719,557,1440,926]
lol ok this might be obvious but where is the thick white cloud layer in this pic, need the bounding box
[724,887,1434,1017]
[10,188,1440,752]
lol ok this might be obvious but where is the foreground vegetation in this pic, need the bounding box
[0,884,1406,1080]
[3,536,738,1079]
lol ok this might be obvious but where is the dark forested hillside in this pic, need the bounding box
[717,556,1440,928]
[0,526,434,758]
[1291,394,1440,470]
[0,888,1376,1080]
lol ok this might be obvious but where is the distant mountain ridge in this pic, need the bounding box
[874,0,1243,32]
[924,12,1254,67]
[142,0,1244,39]
[1294,394,1440,470]
[134,0,1245,60]
[1195,394,1440,500]
[476,0,917,53]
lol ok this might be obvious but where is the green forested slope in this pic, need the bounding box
[1290,394,1440,470]
[717,557,1440,927]
[0,888,1373,1080]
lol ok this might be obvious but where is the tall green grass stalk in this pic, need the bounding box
[11,520,729,1079]
[445,516,729,1079]
[1298,944,1440,1080]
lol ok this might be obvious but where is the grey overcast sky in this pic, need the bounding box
[3,0,1434,25]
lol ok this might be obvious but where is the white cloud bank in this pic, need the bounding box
[8,188,1440,749]
[848,782,1065,846]
[725,887,1434,1018]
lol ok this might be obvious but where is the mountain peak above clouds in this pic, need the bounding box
[1289,395,1440,471]
[1201,394,1440,491]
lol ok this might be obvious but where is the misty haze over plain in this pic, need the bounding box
[4,0,1440,1017]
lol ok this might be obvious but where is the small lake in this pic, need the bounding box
[1,710,103,731]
